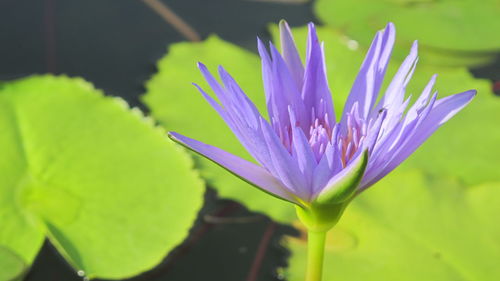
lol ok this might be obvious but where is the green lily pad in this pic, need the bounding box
[286,170,500,281]
[0,76,204,279]
[314,0,500,66]
[144,25,491,224]
[0,246,27,281]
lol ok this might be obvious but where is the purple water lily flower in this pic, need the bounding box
[169,21,475,207]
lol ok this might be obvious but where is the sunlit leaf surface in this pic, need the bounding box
[0,246,26,281]
[0,76,204,279]
[314,0,500,66]
[286,170,500,281]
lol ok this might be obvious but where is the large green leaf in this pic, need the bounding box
[143,25,491,224]
[314,0,500,66]
[0,246,26,281]
[286,170,500,281]
[0,76,204,279]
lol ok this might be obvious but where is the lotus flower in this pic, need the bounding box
[169,21,475,210]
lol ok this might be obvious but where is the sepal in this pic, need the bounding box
[314,150,368,205]
[296,151,368,232]
[295,203,348,232]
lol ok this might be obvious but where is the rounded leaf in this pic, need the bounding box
[315,0,500,66]
[0,76,204,279]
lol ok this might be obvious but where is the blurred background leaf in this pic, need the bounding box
[0,76,204,279]
[286,170,500,281]
[314,0,500,67]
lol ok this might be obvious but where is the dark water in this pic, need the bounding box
[0,0,317,107]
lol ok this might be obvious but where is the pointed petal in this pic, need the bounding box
[363,109,387,153]
[302,23,335,127]
[361,90,476,188]
[195,64,275,172]
[279,20,304,89]
[399,90,477,150]
[271,42,308,126]
[343,23,395,120]
[378,92,412,139]
[373,41,419,133]
[370,42,419,141]
[379,41,418,111]
[258,38,307,136]
[218,66,261,128]
[312,140,342,194]
[193,83,225,116]
[168,132,300,204]
[362,92,438,187]
[404,75,436,122]
[193,83,248,148]
[257,38,277,120]
[372,85,437,162]
[288,107,317,191]
[198,62,228,105]
[260,117,309,200]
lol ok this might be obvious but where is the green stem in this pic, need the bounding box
[306,230,327,281]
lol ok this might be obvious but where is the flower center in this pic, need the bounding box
[306,110,367,167]
[308,120,330,162]
[339,111,366,167]
[284,105,368,168]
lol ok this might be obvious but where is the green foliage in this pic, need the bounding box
[314,0,500,66]
[286,170,500,281]
[0,76,204,279]
[0,246,26,281]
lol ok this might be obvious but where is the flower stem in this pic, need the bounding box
[306,230,327,281]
